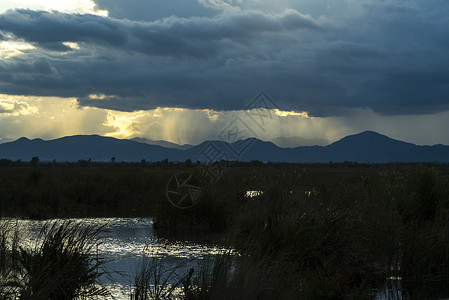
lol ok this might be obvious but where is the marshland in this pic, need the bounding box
[1,163,449,299]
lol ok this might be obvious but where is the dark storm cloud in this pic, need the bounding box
[0,58,56,76]
[0,1,449,116]
[92,0,217,21]
[0,9,320,57]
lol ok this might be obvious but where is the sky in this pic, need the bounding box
[0,0,448,146]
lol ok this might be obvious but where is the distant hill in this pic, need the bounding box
[0,131,448,163]
[269,136,328,147]
[130,138,193,150]
[0,135,183,162]
[184,131,449,163]
[0,138,15,144]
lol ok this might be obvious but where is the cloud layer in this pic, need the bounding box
[0,0,449,117]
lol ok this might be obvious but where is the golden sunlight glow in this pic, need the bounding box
[0,94,109,139]
[201,109,220,122]
[274,109,309,118]
[42,0,108,16]
[0,94,352,146]
[162,107,184,112]
[0,0,108,16]
[0,97,38,116]
[0,93,448,146]
[0,102,14,111]
[88,94,108,100]
[0,41,35,59]
[103,111,144,139]
[62,42,80,50]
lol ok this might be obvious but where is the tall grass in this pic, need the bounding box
[131,245,195,300]
[228,188,385,299]
[0,220,20,300]
[131,250,276,300]
[0,167,172,218]
[3,165,449,298]
[221,166,449,298]
[0,219,110,299]
[182,252,279,300]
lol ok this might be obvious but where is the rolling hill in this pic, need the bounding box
[0,131,448,163]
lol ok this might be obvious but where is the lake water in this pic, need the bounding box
[9,217,426,299]
[16,218,231,299]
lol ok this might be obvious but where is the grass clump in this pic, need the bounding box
[131,247,191,300]
[0,219,110,300]
[0,220,21,300]
[229,187,385,299]
[147,165,449,299]
[182,252,277,300]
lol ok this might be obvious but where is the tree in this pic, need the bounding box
[184,159,193,167]
[30,156,40,167]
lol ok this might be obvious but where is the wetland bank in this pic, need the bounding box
[1,163,449,299]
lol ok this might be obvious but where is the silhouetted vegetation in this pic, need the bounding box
[1,164,449,298]
[0,220,109,299]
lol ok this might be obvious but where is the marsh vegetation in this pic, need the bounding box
[1,164,449,298]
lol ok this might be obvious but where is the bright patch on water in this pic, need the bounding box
[304,188,318,197]
[245,190,264,198]
[376,279,404,300]
[13,218,232,299]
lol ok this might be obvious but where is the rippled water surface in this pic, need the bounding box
[18,218,230,299]
[13,218,419,299]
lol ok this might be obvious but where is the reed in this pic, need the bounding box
[131,248,191,300]
[0,219,110,299]
[2,165,449,298]
[0,219,21,299]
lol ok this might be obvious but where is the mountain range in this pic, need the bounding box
[0,131,448,163]
[130,137,194,150]
[269,136,328,147]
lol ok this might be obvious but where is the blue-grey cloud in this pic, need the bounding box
[0,1,449,117]
[0,9,320,56]
[93,0,217,21]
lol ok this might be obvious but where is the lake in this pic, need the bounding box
[16,217,231,299]
[9,217,426,300]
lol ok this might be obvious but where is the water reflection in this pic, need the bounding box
[304,188,318,197]
[12,218,435,299]
[245,190,264,198]
[376,279,404,300]
[14,218,232,300]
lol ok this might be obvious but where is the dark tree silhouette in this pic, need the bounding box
[30,156,40,166]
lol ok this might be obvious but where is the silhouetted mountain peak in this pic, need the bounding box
[58,134,111,141]
[329,131,410,148]
[338,130,386,140]
[354,131,394,140]
[360,130,381,135]
[15,137,30,142]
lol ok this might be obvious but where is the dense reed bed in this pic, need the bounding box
[1,164,449,298]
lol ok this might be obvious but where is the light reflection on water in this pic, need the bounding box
[245,190,264,197]
[11,218,414,299]
[376,279,404,300]
[16,217,232,300]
